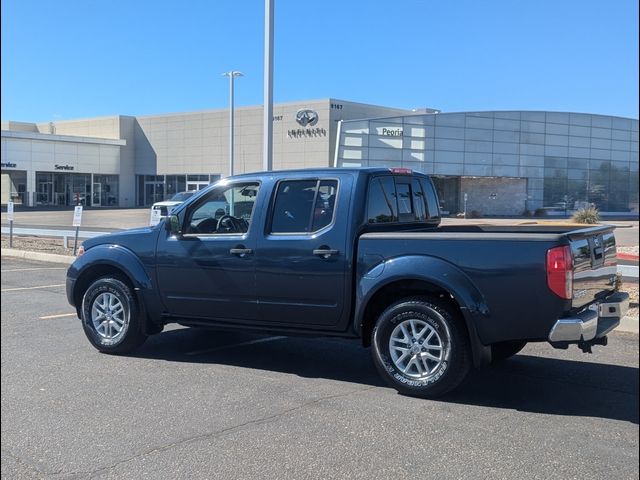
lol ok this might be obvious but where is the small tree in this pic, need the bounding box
[572,206,600,224]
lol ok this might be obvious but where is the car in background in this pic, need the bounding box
[151,192,195,217]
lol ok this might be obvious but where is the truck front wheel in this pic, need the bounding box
[80,276,147,354]
[371,297,471,398]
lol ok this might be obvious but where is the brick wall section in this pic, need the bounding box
[460,177,527,216]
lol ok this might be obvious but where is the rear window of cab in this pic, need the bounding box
[367,175,440,224]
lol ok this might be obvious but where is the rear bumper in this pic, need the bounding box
[548,291,629,343]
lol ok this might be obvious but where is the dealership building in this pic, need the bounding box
[1,99,638,215]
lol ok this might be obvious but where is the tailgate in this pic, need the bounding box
[568,225,618,309]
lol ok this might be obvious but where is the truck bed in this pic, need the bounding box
[357,224,617,345]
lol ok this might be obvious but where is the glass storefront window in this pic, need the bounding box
[135,174,219,206]
[165,175,180,199]
[187,175,209,182]
[336,114,638,213]
[137,176,144,206]
[35,172,93,206]
[1,171,27,204]
[93,175,119,207]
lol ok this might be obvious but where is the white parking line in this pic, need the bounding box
[1,284,66,292]
[39,313,77,320]
[185,336,287,356]
[1,267,67,273]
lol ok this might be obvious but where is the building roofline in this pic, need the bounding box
[1,130,126,146]
[338,110,639,124]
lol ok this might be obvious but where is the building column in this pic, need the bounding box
[26,170,36,207]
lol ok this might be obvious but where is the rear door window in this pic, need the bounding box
[270,179,338,234]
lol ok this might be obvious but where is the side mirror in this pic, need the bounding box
[165,215,182,236]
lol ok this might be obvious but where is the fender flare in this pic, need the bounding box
[68,245,161,334]
[356,255,492,366]
[69,244,153,290]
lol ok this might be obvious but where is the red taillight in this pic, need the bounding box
[546,245,573,299]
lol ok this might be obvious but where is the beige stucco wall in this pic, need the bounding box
[134,99,411,177]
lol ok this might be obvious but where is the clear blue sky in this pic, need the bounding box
[1,0,638,122]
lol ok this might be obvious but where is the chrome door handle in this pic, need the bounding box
[230,248,253,257]
[313,248,339,258]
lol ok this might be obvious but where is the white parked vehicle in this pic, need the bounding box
[151,192,195,217]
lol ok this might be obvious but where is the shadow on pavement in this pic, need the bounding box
[133,327,639,424]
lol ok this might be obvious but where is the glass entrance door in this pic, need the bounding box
[38,182,53,205]
[36,172,54,205]
[92,183,102,206]
[145,181,165,204]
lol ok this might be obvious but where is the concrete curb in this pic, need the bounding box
[618,265,639,279]
[1,248,74,265]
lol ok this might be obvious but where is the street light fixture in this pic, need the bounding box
[222,70,244,177]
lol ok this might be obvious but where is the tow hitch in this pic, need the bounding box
[578,335,608,353]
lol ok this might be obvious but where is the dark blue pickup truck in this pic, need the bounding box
[67,168,629,397]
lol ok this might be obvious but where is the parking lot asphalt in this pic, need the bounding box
[1,257,638,480]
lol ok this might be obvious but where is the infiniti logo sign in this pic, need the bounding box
[295,109,319,127]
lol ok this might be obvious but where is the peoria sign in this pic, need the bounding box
[381,127,403,137]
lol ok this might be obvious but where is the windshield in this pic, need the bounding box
[170,192,195,202]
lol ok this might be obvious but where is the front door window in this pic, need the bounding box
[185,182,260,235]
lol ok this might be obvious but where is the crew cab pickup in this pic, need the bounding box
[66,168,629,397]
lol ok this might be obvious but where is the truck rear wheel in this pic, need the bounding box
[81,276,147,354]
[371,297,471,398]
[490,340,527,363]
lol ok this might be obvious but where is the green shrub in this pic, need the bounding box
[469,210,482,218]
[572,206,600,224]
[522,209,532,217]
[534,208,547,217]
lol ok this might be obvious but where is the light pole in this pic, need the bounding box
[222,71,243,177]
[263,0,274,171]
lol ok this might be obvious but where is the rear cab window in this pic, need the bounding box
[366,174,440,225]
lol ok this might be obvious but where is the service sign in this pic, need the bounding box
[7,202,14,221]
[149,208,162,226]
[73,206,83,227]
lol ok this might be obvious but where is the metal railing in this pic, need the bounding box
[1,227,109,248]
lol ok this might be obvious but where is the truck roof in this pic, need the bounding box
[227,167,428,180]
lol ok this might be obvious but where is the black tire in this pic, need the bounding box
[371,296,471,398]
[81,276,147,354]
[490,340,527,363]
